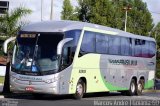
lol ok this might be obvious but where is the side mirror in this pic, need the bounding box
[57,38,73,55]
[3,37,16,54]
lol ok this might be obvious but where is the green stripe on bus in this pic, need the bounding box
[100,73,128,91]
[144,80,154,89]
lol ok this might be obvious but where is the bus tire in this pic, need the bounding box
[126,79,136,96]
[74,79,85,99]
[136,79,144,96]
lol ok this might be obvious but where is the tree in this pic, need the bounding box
[151,22,160,79]
[89,0,115,26]
[0,7,31,94]
[61,0,76,20]
[126,0,154,36]
[76,0,92,22]
[0,7,32,37]
[151,22,160,50]
[75,0,153,36]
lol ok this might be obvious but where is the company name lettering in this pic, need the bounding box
[109,59,137,66]
[19,76,42,81]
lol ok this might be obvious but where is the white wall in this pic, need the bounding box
[0,66,6,76]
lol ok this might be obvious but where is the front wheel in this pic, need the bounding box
[74,80,85,99]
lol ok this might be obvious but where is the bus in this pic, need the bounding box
[3,20,156,99]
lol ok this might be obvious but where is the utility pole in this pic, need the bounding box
[123,6,132,32]
[41,0,43,21]
[50,0,54,20]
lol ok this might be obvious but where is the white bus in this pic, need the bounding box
[4,21,156,99]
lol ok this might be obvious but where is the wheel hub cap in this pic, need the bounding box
[77,84,83,95]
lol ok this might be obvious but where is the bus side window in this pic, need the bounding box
[108,36,120,55]
[134,39,142,57]
[96,33,108,54]
[62,47,70,65]
[121,37,132,56]
[142,40,149,58]
[79,31,96,56]
[149,41,156,57]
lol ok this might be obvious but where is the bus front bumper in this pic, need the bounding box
[10,80,59,94]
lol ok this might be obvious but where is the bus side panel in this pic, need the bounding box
[99,55,131,91]
[69,54,109,94]
[144,56,156,89]
[68,54,155,94]
[58,66,73,94]
[99,55,156,91]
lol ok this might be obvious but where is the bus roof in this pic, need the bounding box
[21,20,155,42]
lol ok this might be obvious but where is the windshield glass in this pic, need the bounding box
[12,32,63,75]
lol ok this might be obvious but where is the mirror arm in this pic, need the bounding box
[3,37,16,54]
[57,38,73,55]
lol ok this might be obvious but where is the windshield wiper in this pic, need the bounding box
[31,34,41,74]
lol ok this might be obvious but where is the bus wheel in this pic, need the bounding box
[74,79,85,99]
[126,79,136,96]
[136,79,144,96]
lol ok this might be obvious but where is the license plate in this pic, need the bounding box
[25,87,34,92]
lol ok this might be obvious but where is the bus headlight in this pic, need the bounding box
[44,77,58,84]
[45,79,52,84]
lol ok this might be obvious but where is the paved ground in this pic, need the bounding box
[0,92,160,106]
[0,81,159,106]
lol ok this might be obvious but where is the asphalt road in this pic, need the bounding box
[0,92,160,106]
[0,82,159,106]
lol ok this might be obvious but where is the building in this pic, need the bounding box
[0,0,9,15]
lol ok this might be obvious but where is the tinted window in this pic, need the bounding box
[64,30,81,64]
[121,37,132,56]
[109,36,120,55]
[81,31,96,53]
[149,42,156,57]
[141,41,149,57]
[80,31,156,58]
[96,33,108,54]
[134,39,142,57]
[65,30,81,46]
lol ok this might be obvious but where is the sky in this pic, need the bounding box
[2,0,160,25]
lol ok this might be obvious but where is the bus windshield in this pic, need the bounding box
[12,32,64,75]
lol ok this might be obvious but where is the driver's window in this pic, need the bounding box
[62,47,69,65]
[62,47,74,64]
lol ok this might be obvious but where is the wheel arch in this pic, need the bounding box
[131,76,137,84]
[139,76,145,82]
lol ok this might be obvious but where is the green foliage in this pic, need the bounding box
[76,0,92,22]
[126,0,154,36]
[0,7,32,37]
[89,0,115,26]
[151,22,160,50]
[151,23,160,79]
[156,59,160,78]
[74,0,153,36]
[156,71,160,79]
[0,7,31,56]
[61,0,78,20]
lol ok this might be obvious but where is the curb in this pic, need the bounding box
[0,96,4,99]
[143,90,160,93]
